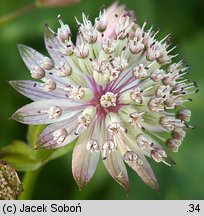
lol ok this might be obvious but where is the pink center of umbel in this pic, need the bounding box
[88,77,122,118]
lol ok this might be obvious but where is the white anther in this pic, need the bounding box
[59,42,74,56]
[160,116,174,130]
[129,37,144,54]
[160,116,185,131]
[148,97,164,112]
[172,129,186,141]
[129,112,144,128]
[78,113,91,129]
[87,139,99,152]
[75,109,95,136]
[145,36,155,48]
[81,27,98,44]
[177,109,191,122]
[135,21,150,40]
[134,27,144,40]
[57,15,71,42]
[162,73,176,86]
[100,92,117,108]
[95,10,107,32]
[146,41,170,63]
[155,85,171,98]
[91,58,106,72]
[43,79,56,92]
[136,134,153,149]
[48,106,62,119]
[157,49,171,64]
[166,138,181,152]
[108,123,126,136]
[150,148,167,163]
[30,65,45,79]
[173,83,185,94]
[41,57,54,70]
[167,63,181,73]
[124,151,143,166]
[77,13,98,43]
[103,140,117,152]
[146,48,157,61]
[112,56,128,71]
[103,67,120,82]
[53,128,68,144]
[102,140,117,159]
[102,38,117,54]
[130,87,143,104]
[164,96,183,109]
[124,151,137,162]
[150,69,165,82]
[58,62,72,77]
[64,85,84,100]
[132,64,148,79]
[115,15,134,39]
[74,41,89,58]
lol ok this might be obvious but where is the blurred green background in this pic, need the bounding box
[0,0,204,200]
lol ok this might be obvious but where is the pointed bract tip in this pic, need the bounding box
[74,177,88,191]
[76,182,86,192]
[17,43,24,49]
[35,141,44,150]
[117,179,130,192]
[9,113,15,120]
[10,112,23,122]
[125,185,131,193]
[9,80,17,86]
[17,44,29,55]
[34,144,45,150]
[152,182,160,192]
[8,115,14,120]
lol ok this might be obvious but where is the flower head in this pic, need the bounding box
[10,2,197,191]
[0,161,23,200]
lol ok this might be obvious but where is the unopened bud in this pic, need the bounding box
[41,57,54,70]
[172,129,186,141]
[44,79,57,92]
[176,109,191,122]
[31,65,45,79]
[166,138,181,152]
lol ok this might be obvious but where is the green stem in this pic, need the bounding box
[18,168,41,200]
[0,3,36,25]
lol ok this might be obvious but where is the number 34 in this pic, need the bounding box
[188,204,200,212]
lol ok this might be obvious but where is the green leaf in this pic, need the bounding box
[0,125,76,172]
[27,124,75,163]
[33,140,75,164]
[27,125,46,147]
[0,140,41,171]
[45,140,75,161]
[26,125,55,163]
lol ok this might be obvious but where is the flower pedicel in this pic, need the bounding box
[10,3,197,191]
